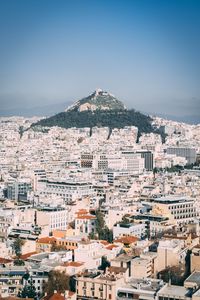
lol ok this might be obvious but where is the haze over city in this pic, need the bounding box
[0,0,200,123]
[1,1,200,300]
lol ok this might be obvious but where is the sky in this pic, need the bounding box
[0,0,200,122]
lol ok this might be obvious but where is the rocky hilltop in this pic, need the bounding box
[65,89,126,112]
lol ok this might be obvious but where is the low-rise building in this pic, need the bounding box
[117,278,164,300]
[76,270,125,300]
[113,223,146,239]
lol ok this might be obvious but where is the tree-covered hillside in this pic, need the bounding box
[31,109,154,135]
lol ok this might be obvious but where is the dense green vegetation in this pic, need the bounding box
[31,109,154,136]
[89,210,113,243]
[18,277,37,299]
[153,163,199,174]
[98,256,110,272]
[12,237,25,266]
[43,270,70,295]
[157,250,191,286]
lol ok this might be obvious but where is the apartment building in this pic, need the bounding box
[131,257,152,278]
[74,240,102,269]
[166,147,196,165]
[136,150,154,171]
[75,209,96,235]
[40,180,94,203]
[76,270,125,300]
[7,180,32,201]
[81,153,94,168]
[36,206,70,232]
[113,223,146,239]
[154,239,187,273]
[56,236,81,251]
[151,196,198,225]
[36,236,57,252]
[131,214,173,237]
[117,278,164,300]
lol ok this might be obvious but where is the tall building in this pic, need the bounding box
[166,147,196,165]
[136,150,154,171]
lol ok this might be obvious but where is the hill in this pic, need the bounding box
[31,89,156,137]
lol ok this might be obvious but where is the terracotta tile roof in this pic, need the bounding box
[99,240,110,245]
[37,237,56,244]
[106,244,118,250]
[114,236,138,244]
[76,215,96,220]
[68,291,75,297]
[42,292,75,300]
[20,252,38,260]
[0,257,13,264]
[47,293,65,300]
[63,261,84,267]
[75,209,96,220]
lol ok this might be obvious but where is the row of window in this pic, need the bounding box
[169,204,193,209]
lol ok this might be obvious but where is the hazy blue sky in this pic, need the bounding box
[0,0,200,121]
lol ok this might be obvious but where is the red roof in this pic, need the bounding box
[106,244,118,250]
[0,257,13,264]
[20,252,37,260]
[43,292,75,300]
[75,209,96,220]
[63,261,84,267]
[114,236,138,244]
[47,294,64,300]
[37,237,56,244]
[99,240,110,245]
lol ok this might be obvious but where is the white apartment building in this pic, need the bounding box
[39,179,94,203]
[74,240,102,269]
[36,207,70,232]
[166,147,196,165]
[151,196,198,225]
[113,223,146,239]
[75,209,96,235]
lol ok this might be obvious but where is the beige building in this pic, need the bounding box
[140,252,158,277]
[76,270,125,300]
[154,239,187,274]
[55,261,85,276]
[131,257,152,278]
[151,196,198,225]
[191,246,200,273]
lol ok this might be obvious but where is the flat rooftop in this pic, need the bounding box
[120,278,164,292]
[112,254,133,263]
[152,196,193,204]
[158,284,191,298]
[184,272,200,285]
